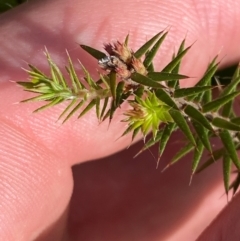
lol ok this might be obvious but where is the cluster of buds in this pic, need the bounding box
[98,41,147,81]
[123,92,173,139]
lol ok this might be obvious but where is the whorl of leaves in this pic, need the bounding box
[18,31,240,197]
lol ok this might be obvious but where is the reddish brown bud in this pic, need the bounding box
[124,102,146,119]
[131,57,147,76]
[104,41,133,64]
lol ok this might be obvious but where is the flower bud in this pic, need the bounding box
[104,41,133,64]
[131,57,147,76]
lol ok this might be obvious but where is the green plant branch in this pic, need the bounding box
[17,31,240,197]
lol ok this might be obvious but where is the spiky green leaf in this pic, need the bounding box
[167,39,186,88]
[134,130,163,158]
[21,93,59,103]
[188,62,219,102]
[196,148,225,173]
[134,31,163,58]
[131,126,141,141]
[212,117,240,131]
[62,100,84,123]
[80,45,106,60]
[134,86,145,98]
[201,87,212,104]
[131,73,165,88]
[121,124,136,137]
[158,123,176,161]
[66,52,84,90]
[100,97,109,120]
[147,72,188,82]
[219,70,240,97]
[184,105,214,131]
[229,173,240,195]
[115,81,125,107]
[46,51,67,88]
[202,91,240,113]
[78,99,97,119]
[171,143,194,163]
[196,62,219,87]
[231,117,240,125]
[58,99,77,121]
[147,62,154,72]
[95,98,100,119]
[155,89,178,109]
[33,97,64,113]
[223,153,231,194]
[109,71,117,99]
[28,64,49,80]
[143,31,168,67]
[162,142,194,172]
[221,100,233,118]
[80,63,99,89]
[173,86,212,98]
[161,45,191,73]
[169,109,196,146]
[219,130,240,169]
[191,140,204,175]
[192,120,212,152]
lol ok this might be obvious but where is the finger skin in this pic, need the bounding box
[0,0,240,240]
[0,120,73,240]
[197,191,240,240]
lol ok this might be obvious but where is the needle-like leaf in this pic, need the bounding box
[100,97,109,120]
[219,130,240,169]
[78,99,97,119]
[219,66,240,97]
[80,45,106,60]
[221,101,234,118]
[155,89,178,109]
[58,99,78,121]
[143,31,168,67]
[184,105,214,131]
[33,97,64,113]
[62,100,84,123]
[174,86,212,98]
[147,72,189,82]
[222,153,231,195]
[158,123,176,161]
[196,62,219,87]
[212,117,240,131]
[231,117,240,125]
[191,140,204,177]
[167,39,186,88]
[202,91,240,113]
[196,148,225,173]
[134,130,163,158]
[229,173,240,195]
[131,73,165,88]
[161,45,191,73]
[169,109,196,146]
[162,142,194,172]
[115,81,124,107]
[191,120,212,152]
[134,31,163,58]
[188,62,219,102]
[109,71,117,99]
